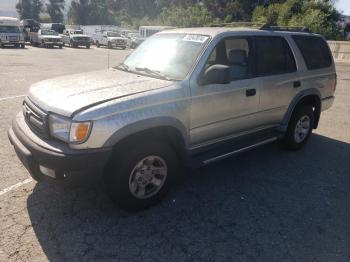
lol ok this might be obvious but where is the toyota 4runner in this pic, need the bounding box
[8,27,336,211]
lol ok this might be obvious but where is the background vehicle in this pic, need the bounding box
[127,32,143,48]
[20,19,40,42]
[139,26,176,41]
[62,29,91,48]
[9,27,336,211]
[94,31,127,49]
[30,29,63,48]
[0,16,25,48]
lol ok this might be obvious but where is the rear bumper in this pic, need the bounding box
[8,116,112,182]
[321,96,335,112]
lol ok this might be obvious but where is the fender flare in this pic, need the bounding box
[279,88,321,131]
[103,117,189,149]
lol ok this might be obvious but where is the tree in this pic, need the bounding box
[47,0,65,23]
[252,0,343,39]
[16,0,43,21]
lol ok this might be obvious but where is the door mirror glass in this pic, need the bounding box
[199,64,231,85]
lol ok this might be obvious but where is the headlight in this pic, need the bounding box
[49,114,92,144]
[49,114,71,142]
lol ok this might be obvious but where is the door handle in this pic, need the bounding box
[246,89,256,97]
[293,81,301,88]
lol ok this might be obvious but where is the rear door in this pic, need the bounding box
[253,35,299,127]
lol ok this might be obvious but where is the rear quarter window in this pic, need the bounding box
[292,35,332,70]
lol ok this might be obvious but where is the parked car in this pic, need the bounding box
[127,32,143,49]
[95,31,127,49]
[62,29,91,48]
[30,29,63,48]
[0,16,25,48]
[9,27,336,211]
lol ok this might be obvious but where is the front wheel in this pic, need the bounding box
[282,105,314,150]
[96,41,100,48]
[107,42,112,49]
[105,140,179,212]
[86,44,90,49]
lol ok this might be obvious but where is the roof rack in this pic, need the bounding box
[260,25,310,33]
[210,22,265,28]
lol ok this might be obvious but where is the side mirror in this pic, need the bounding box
[199,65,231,86]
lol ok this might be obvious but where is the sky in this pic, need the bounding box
[0,0,349,16]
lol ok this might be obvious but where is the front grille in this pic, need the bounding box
[75,37,88,41]
[23,100,49,139]
[8,36,19,42]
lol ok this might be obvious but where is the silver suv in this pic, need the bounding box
[8,27,336,211]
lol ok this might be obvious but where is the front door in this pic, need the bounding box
[189,36,260,146]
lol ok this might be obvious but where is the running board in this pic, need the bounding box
[202,137,278,165]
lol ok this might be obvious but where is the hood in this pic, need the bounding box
[41,35,61,39]
[72,34,89,38]
[28,69,173,117]
[108,37,125,41]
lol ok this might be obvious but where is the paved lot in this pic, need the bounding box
[0,46,349,262]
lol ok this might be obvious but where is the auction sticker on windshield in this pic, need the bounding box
[183,35,209,43]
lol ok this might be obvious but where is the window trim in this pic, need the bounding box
[254,35,298,77]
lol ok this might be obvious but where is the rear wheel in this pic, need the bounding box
[282,105,314,150]
[105,140,179,212]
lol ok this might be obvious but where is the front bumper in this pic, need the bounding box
[321,96,335,111]
[43,42,63,46]
[1,40,25,45]
[8,115,112,182]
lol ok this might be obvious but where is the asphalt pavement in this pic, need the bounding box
[0,45,349,262]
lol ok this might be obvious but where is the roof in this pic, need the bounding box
[158,26,315,38]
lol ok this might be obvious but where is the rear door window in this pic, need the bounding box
[292,35,332,70]
[255,36,297,76]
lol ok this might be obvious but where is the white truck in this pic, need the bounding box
[94,31,128,49]
[139,26,176,40]
[0,17,25,48]
[30,29,63,48]
[62,29,91,48]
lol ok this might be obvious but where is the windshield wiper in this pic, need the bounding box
[134,67,173,81]
[115,63,130,71]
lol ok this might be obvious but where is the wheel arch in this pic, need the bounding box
[103,117,189,160]
[282,89,322,130]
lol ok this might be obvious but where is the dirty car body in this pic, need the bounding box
[9,27,336,210]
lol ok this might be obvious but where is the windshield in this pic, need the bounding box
[0,26,21,34]
[123,33,209,80]
[107,32,120,37]
[41,30,58,36]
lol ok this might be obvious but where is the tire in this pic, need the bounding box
[96,41,100,48]
[86,44,90,49]
[59,45,63,49]
[21,44,25,48]
[282,105,314,150]
[105,140,179,212]
[14,44,20,48]
[108,42,112,49]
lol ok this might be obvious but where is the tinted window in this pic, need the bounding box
[292,35,332,70]
[204,37,253,81]
[255,36,297,76]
